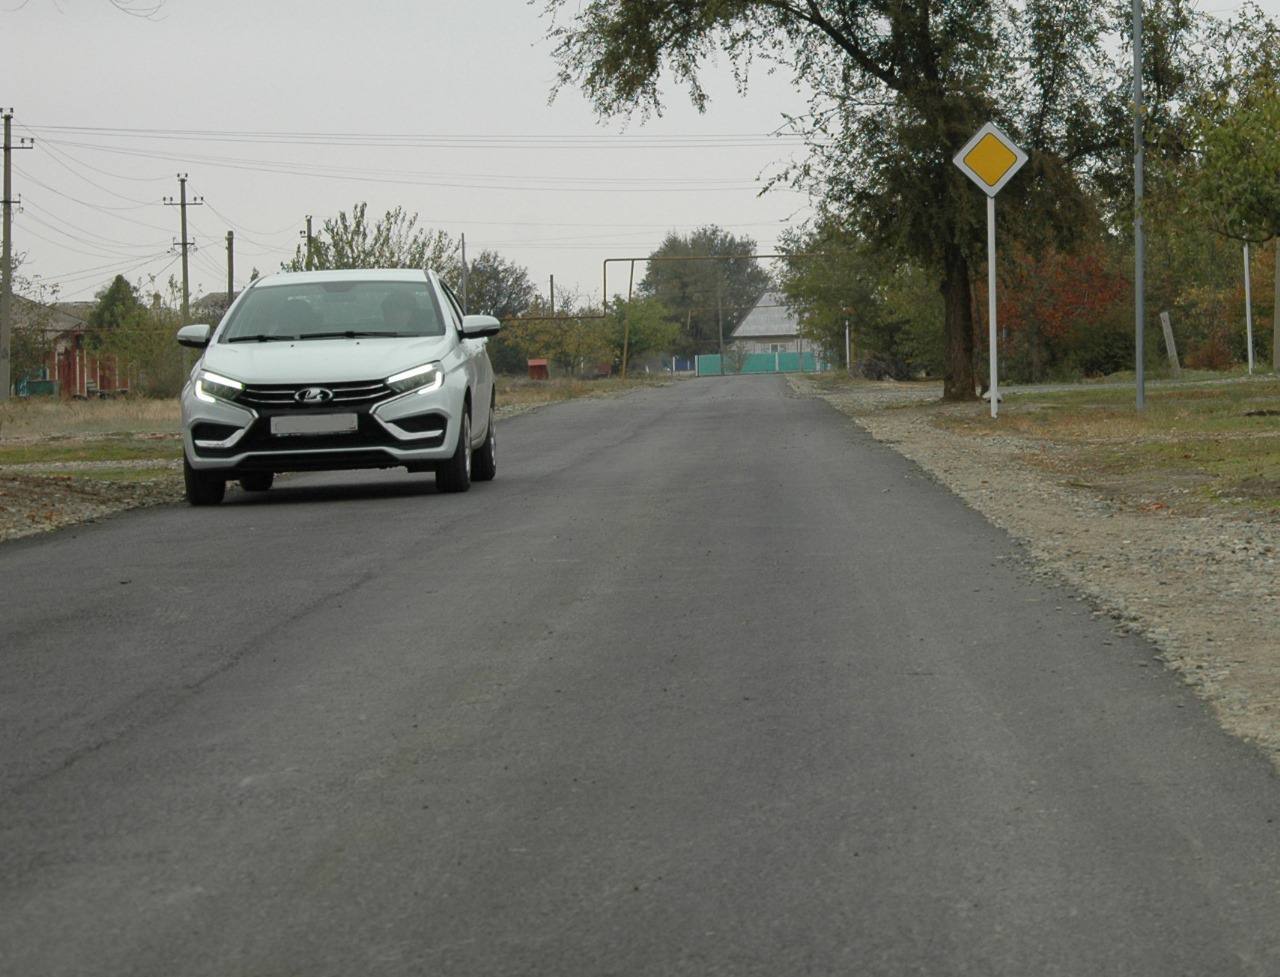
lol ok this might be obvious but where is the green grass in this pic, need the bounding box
[937,375,1280,513]
[20,466,181,483]
[0,436,182,465]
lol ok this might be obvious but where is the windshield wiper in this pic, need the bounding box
[227,334,296,343]
[298,330,404,340]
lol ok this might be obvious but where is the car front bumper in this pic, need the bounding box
[181,374,466,474]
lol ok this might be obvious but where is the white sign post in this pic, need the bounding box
[1244,243,1255,374]
[953,122,1028,418]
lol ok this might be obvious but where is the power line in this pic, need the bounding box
[27,135,157,207]
[33,249,174,290]
[13,165,173,231]
[24,123,810,150]
[20,199,169,252]
[38,138,783,193]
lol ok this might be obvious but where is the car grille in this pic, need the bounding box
[237,379,391,408]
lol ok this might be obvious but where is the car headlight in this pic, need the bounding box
[387,361,445,395]
[194,370,244,404]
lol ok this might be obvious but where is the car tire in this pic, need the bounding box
[184,454,226,506]
[239,472,274,493]
[472,401,496,482]
[435,407,472,493]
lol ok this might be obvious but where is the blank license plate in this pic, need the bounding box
[271,413,358,436]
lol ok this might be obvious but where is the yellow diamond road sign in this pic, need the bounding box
[954,122,1027,196]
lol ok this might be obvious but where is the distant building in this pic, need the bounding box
[730,290,804,354]
[11,297,128,398]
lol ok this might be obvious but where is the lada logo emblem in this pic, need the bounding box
[295,387,334,404]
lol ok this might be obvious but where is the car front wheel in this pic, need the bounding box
[184,455,226,506]
[435,409,472,493]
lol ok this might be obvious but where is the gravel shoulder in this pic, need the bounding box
[791,375,1280,767]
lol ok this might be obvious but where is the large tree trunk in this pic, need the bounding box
[941,244,978,400]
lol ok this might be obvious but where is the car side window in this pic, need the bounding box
[440,282,465,334]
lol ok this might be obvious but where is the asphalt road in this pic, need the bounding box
[2,376,1279,977]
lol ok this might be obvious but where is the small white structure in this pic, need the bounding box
[730,291,802,353]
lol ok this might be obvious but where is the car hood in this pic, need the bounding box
[201,336,452,384]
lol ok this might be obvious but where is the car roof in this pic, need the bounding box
[252,269,433,288]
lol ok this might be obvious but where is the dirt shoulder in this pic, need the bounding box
[791,374,1280,767]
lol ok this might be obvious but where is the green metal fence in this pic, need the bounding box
[695,352,828,376]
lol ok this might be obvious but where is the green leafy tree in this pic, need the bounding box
[543,0,1209,399]
[778,221,942,378]
[463,249,538,373]
[86,274,145,352]
[284,203,460,277]
[101,274,188,397]
[501,292,612,376]
[1195,60,1280,371]
[464,250,536,319]
[609,295,679,370]
[637,226,770,360]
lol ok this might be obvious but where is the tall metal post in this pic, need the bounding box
[1133,0,1146,409]
[716,282,724,366]
[620,259,635,380]
[987,195,999,418]
[1244,243,1255,374]
[226,230,235,307]
[845,320,851,377]
[549,275,555,317]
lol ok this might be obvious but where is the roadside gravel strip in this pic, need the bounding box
[0,467,183,542]
[790,375,1280,767]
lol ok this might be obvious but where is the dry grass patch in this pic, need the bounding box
[0,397,180,440]
[934,377,1280,515]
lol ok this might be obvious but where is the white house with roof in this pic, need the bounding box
[730,290,803,353]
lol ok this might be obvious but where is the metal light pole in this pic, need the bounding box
[1244,243,1255,374]
[1133,0,1146,409]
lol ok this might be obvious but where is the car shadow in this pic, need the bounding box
[223,473,441,505]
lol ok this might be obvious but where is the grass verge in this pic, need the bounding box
[935,376,1280,515]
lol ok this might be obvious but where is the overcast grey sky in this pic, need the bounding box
[4,0,1276,304]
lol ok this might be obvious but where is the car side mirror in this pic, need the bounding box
[461,314,501,338]
[176,324,213,348]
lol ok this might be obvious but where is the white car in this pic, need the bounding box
[177,268,499,505]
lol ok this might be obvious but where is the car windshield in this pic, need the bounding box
[219,279,446,342]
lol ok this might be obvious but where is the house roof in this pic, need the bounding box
[730,290,799,340]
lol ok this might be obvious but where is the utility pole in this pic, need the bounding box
[1243,243,1256,374]
[460,232,468,313]
[620,259,635,380]
[300,215,314,270]
[1133,0,1146,409]
[549,274,555,317]
[226,230,235,307]
[1,109,33,402]
[716,281,724,365]
[163,174,202,326]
